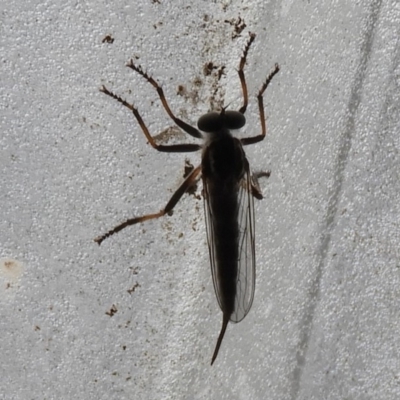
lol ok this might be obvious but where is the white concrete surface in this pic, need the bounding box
[1,0,400,399]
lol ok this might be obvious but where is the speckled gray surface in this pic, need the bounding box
[1,0,400,399]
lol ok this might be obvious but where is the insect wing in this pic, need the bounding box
[203,167,256,323]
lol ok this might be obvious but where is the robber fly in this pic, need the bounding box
[96,33,279,365]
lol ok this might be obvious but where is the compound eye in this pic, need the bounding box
[224,111,246,130]
[197,112,221,132]
[197,111,246,132]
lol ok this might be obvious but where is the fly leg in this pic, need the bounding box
[100,86,202,153]
[240,63,280,146]
[126,61,203,139]
[95,165,201,245]
[250,171,271,200]
[237,32,256,114]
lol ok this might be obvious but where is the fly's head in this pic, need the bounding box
[197,109,246,134]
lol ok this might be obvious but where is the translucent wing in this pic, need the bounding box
[203,164,256,323]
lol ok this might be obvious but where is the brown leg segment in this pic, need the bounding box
[240,63,280,146]
[237,32,256,114]
[95,165,202,245]
[127,62,203,139]
[101,86,202,153]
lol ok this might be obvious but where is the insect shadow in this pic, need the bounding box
[96,32,279,365]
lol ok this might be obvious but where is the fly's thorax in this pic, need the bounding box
[202,130,246,182]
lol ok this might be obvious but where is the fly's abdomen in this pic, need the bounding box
[202,133,247,318]
[209,185,240,317]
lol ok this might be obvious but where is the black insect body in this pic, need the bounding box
[96,33,279,365]
[201,115,252,364]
